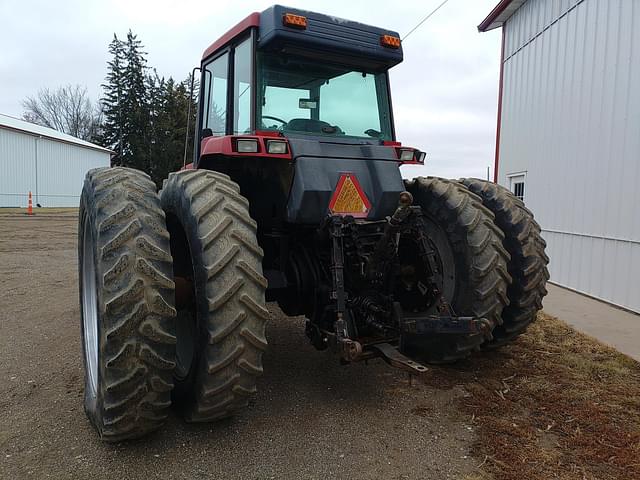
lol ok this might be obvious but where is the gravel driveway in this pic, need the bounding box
[0,215,476,479]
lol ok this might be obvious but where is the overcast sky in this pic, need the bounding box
[0,0,501,179]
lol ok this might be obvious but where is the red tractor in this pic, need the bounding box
[78,5,549,441]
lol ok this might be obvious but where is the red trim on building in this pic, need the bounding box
[493,27,506,183]
[202,12,260,60]
[478,0,515,32]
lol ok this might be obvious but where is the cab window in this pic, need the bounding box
[203,53,228,135]
[233,38,252,134]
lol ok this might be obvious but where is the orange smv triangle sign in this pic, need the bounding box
[328,173,371,218]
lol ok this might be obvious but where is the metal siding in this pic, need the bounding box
[498,0,640,313]
[0,129,110,207]
[36,137,109,207]
[0,128,36,207]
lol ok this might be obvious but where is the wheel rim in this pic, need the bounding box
[81,215,99,398]
[175,309,195,380]
[421,215,456,303]
[396,216,456,312]
[167,212,198,382]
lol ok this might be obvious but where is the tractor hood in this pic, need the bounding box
[258,5,404,71]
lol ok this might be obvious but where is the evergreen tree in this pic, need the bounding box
[100,34,126,163]
[145,70,165,181]
[99,30,198,183]
[121,30,150,172]
[179,75,199,167]
[100,30,150,170]
[147,75,197,185]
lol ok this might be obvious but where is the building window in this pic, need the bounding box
[512,181,524,200]
[508,172,526,201]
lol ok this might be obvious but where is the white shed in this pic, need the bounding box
[0,114,112,208]
[479,0,640,313]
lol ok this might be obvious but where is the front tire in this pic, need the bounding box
[402,177,512,363]
[78,167,176,442]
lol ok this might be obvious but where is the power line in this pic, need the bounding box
[402,0,452,41]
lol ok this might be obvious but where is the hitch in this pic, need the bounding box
[318,192,490,370]
[401,313,492,335]
[368,342,428,374]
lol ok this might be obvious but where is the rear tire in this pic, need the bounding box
[78,167,176,442]
[403,177,511,363]
[160,170,269,422]
[460,178,549,347]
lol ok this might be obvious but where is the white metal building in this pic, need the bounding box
[479,0,640,313]
[0,114,112,208]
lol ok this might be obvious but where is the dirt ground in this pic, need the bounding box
[1,214,639,480]
[0,214,476,479]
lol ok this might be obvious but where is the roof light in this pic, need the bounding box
[380,34,401,49]
[236,139,259,153]
[283,13,307,29]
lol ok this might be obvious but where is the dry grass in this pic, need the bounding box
[421,313,640,480]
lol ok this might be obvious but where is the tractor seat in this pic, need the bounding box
[285,118,333,133]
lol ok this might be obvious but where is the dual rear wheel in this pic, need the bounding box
[79,168,267,441]
[401,177,549,362]
[78,169,548,440]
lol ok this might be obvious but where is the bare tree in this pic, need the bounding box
[22,84,102,141]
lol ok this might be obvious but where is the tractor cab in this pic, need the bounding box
[194,5,424,226]
[197,6,403,146]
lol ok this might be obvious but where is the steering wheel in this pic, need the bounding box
[261,115,287,128]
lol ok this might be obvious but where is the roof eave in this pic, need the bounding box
[478,0,527,32]
[0,123,114,155]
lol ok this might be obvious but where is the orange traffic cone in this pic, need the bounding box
[27,191,33,216]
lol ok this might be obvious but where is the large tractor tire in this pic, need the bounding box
[460,178,549,347]
[78,167,176,442]
[160,170,269,422]
[402,177,511,363]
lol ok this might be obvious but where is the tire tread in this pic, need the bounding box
[79,167,176,442]
[404,176,512,363]
[161,169,268,423]
[460,178,549,347]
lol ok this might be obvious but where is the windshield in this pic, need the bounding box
[256,53,393,140]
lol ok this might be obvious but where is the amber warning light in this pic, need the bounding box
[328,173,372,218]
[283,13,307,29]
[380,34,401,49]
